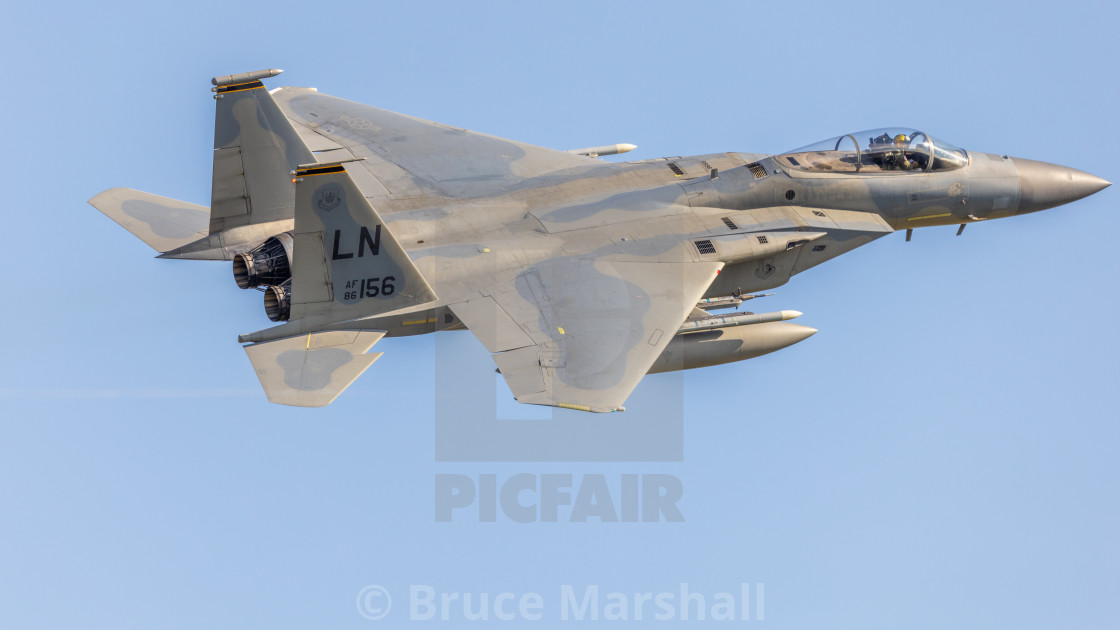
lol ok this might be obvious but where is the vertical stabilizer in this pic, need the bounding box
[209,69,314,233]
[287,159,438,325]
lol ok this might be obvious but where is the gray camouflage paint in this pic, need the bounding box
[87,188,209,254]
[90,72,1111,409]
[260,87,1106,409]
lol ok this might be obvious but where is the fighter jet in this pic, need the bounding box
[89,70,1110,411]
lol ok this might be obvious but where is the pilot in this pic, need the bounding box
[882,133,920,171]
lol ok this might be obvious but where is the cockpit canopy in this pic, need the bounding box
[779,128,968,174]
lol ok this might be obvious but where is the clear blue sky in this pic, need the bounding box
[1,1,1117,628]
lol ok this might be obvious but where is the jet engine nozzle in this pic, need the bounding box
[1012,158,1110,214]
[264,280,291,322]
[233,232,294,289]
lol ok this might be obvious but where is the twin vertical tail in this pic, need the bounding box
[219,72,436,407]
[91,68,437,406]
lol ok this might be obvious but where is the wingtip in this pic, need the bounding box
[87,187,125,207]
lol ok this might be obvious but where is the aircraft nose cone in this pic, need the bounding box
[1012,157,1110,213]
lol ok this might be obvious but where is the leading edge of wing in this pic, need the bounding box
[270,88,598,199]
[451,258,724,413]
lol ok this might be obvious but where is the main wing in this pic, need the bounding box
[450,257,724,413]
[271,88,598,204]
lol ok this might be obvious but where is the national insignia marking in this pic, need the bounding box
[315,183,344,212]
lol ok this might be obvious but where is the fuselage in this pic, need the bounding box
[99,76,1111,407]
[338,132,1107,338]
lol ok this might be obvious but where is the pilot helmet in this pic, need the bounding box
[893,133,909,146]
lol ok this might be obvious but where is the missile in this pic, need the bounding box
[565,143,638,158]
[678,310,802,334]
[696,293,774,311]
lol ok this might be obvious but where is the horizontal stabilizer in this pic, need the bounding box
[88,188,209,253]
[243,330,385,407]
